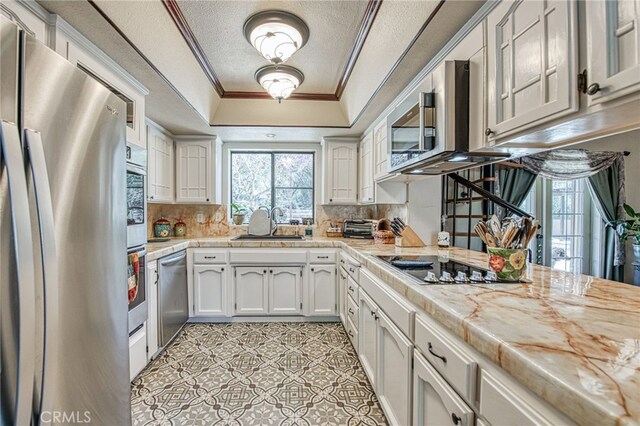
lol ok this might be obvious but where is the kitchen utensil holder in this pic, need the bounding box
[394,226,425,247]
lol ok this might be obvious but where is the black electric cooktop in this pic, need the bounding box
[376,255,526,284]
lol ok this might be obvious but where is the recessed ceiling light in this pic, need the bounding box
[266,133,276,138]
[244,10,310,65]
[255,65,304,102]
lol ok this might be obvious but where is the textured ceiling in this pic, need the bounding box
[177,0,369,93]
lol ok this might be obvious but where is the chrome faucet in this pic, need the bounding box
[270,207,284,235]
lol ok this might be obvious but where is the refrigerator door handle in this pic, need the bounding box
[24,129,59,424]
[0,121,37,426]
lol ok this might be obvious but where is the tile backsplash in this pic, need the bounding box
[147,203,407,238]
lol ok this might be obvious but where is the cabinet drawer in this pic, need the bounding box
[339,252,360,281]
[193,250,228,264]
[129,325,147,381]
[415,315,477,403]
[309,250,336,263]
[347,295,358,329]
[413,351,474,426]
[229,249,307,264]
[359,269,414,339]
[479,370,553,426]
[346,316,358,351]
[346,276,359,302]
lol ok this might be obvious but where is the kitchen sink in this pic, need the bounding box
[231,234,305,241]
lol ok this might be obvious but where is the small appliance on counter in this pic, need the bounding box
[342,219,374,239]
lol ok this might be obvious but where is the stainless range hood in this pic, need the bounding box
[391,60,510,175]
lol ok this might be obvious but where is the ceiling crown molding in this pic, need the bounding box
[161,0,382,101]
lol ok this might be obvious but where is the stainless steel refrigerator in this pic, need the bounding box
[1,16,131,425]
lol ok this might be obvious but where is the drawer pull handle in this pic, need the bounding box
[370,310,376,316]
[348,286,354,291]
[348,330,354,337]
[317,255,329,259]
[428,342,447,364]
[349,267,355,273]
[204,256,216,259]
[451,413,461,425]
[349,308,354,315]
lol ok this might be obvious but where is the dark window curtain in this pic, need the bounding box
[495,168,537,219]
[586,157,626,281]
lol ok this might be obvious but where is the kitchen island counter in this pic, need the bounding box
[147,237,640,426]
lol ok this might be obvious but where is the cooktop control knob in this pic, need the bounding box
[439,271,454,283]
[470,271,484,282]
[454,271,470,283]
[485,271,497,282]
[424,271,438,283]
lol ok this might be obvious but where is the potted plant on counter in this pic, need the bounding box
[617,204,640,264]
[231,203,248,225]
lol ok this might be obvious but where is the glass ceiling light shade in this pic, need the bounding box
[244,10,310,64]
[255,65,304,103]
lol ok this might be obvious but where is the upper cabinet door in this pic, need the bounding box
[323,140,358,205]
[359,131,374,204]
[586,0,640,105]
[175,139,213,204]
[486,0,578,141]
[147,124,174,203]
[373,120,388,180]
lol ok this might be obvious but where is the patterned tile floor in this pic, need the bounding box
[131,322,387,425]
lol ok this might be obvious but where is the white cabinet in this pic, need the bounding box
[0,1,48,43]
[234,267,269,315]
[322,138,358,204]
[193,264,228,317]
[413,351,475,426]
[359,131,374,204]
[175,138,220,204]
[376,310,413,426]
[586,0,640,105]
[358,290,378,389]
[486,0,578,140]
[307,265,336,316]
[146,261,159,361]
[129,324,147,381]
[373,120,388,180]
[269,267,302,315]
[338,268,348,324]
[147,122,174,203]
[59,24,147,148]
[479,370,552,425]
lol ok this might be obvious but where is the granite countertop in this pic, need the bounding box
[146,237,640,426]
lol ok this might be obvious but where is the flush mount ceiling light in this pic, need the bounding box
[244,10,310,64]
[255,65,304,102]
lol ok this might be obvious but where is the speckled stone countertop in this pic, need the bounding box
[147,237,640,426]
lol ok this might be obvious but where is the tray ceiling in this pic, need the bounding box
[174,0,370,95]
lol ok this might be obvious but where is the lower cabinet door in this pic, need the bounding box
[413,351,474,426]
[376,310,413,426]
[234,267,268,315]
[308,264,336,315]
[358,290,378,389]
[193,264,228,316]
[269,267,302,315]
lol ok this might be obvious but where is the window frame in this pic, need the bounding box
[229,150,316,223]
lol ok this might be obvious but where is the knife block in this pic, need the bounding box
[395,226,425,248]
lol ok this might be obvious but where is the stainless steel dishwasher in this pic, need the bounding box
[157,250,188,347]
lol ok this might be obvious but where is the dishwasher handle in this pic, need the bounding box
[159,250,186,267]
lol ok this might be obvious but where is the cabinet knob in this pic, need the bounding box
[484,128,495,137]
[311,268,315,272]
[586,83,601,96]
[264,270,267,273]
[329,198,333,202]
[221,267,224,271]
[206,198,210,202]
[149,196,154,200]
[451,413,461,425]
[269,269,273,273]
